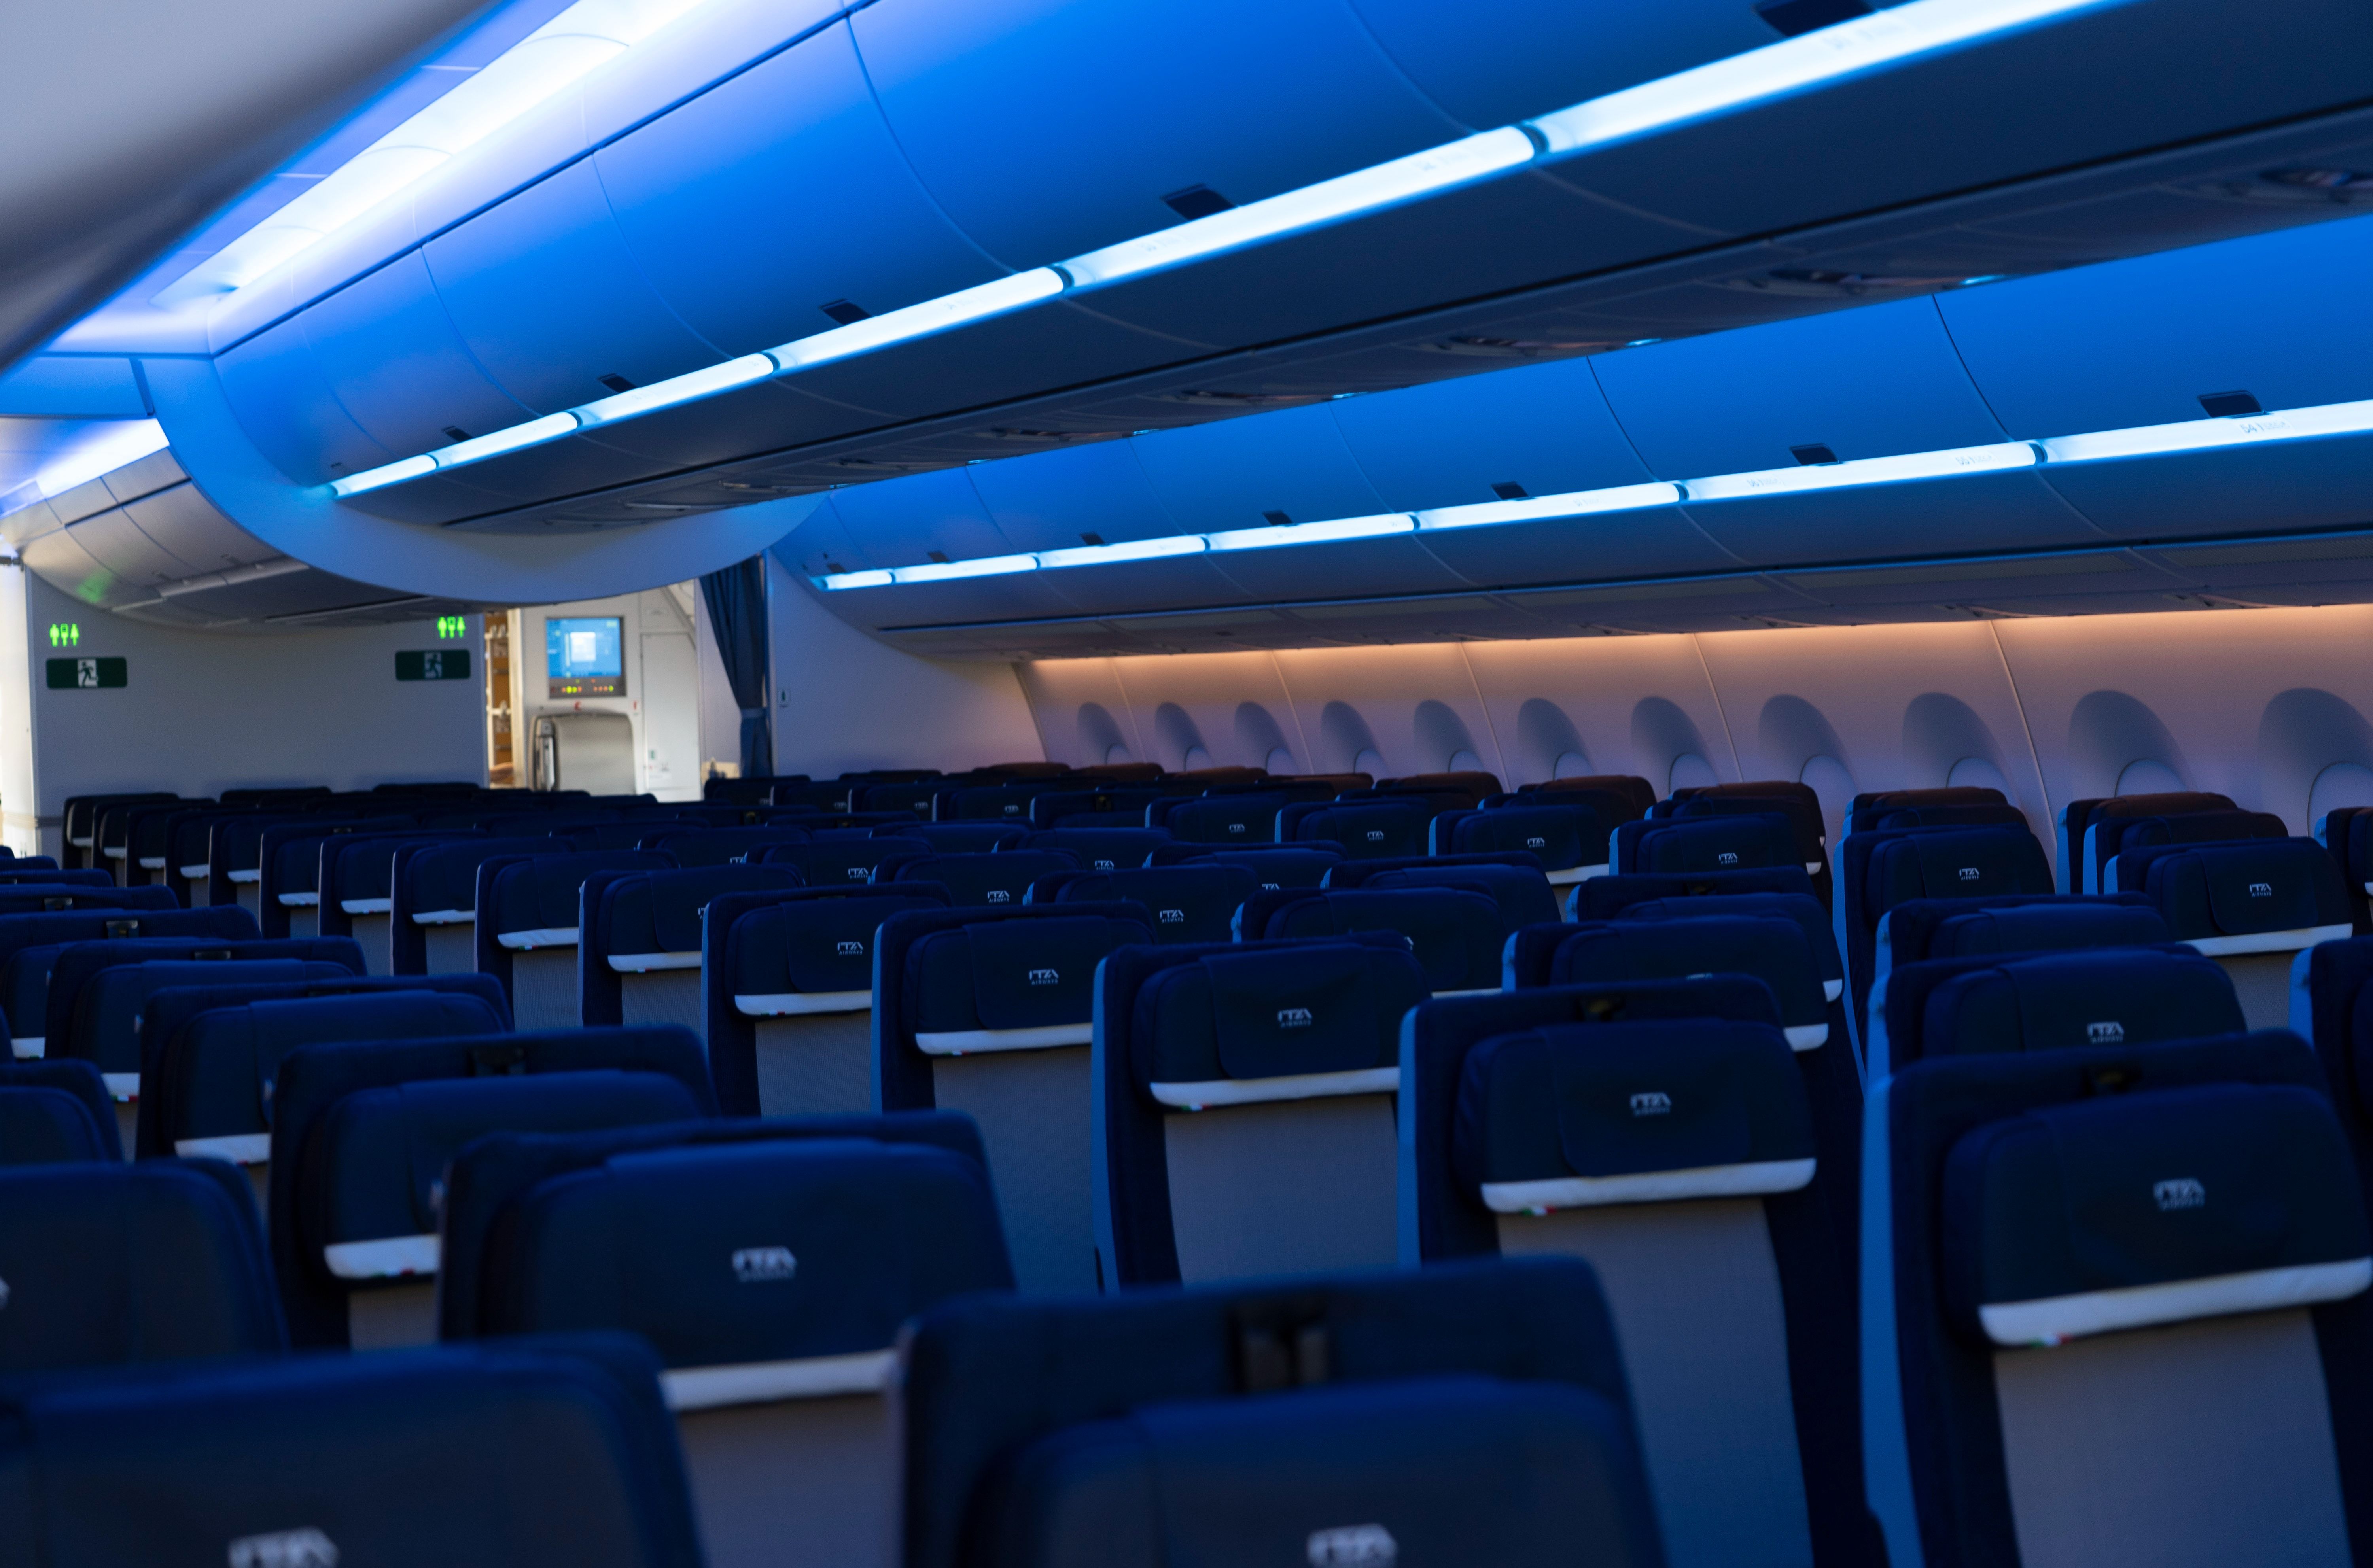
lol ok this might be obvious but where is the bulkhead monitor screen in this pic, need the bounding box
[547,616,624,697]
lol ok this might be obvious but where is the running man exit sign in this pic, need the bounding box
[45,657,125,689]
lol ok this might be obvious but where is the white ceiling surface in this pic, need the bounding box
[0,0,508,370]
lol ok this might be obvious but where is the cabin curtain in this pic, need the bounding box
[700,555,774,778]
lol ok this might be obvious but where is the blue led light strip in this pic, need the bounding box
[327,0,2114,500]
[810,397,2373,588]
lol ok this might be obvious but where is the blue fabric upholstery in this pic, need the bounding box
[0,1159,282,1370]
[1019,827,1171,870]
[753,835,933,886]
[389,834,560,950]
[1864,1031,2373,1568]
[1570,865,1817,922]
[139,990,508,1160]
[476,850,675,999]
[437,1111,988,1339]
[41,935,365,1055]
[1152,793,1287,844]
[57,958,361,1080]
[1842,825,2055,1038]
[1432,801,1612,872]
[1453,1018,1814,1203]
[269,1025,713,1345]
[1028,788,1167,830]
[1616,890,1842,989]
[0,1336,703,1567]
[2138,837,2352,942]
[896,822,1031,854]
[473,1134,1010,1369]
[2085,808,2284,893]
[0,1060,117,1160]
[2053,793,2235,893]
[1330,856,1561,930]
[1247,887,1503,993]
[1280,799,1432,859]
[876,905,1156,1113]
[0,906,258,1040]
[1878,892,2166,976]
[581,865,802,1026]
[316,831,462,940]
[0,1081,110,1165]
[1942,1082,2364,1338]
[702,887,948,1114]
[1398,983,1787,1262]
[898,1258,1660,1568]
[636,827,812,866]
[892,851,1079,907]
[1150,844,1343,885]
[1408,1006,1868,1566]
[1041,865,1257,944]
[940,784,1054,824]
[1919,948,2245,1065]
[1873,945,2202,1080]
[1619,812,1799,876]
[1547,916,1828,1036]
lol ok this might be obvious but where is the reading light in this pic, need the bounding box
[1681,441,2035,502]
[1416,482,1681,529]
[890,554,1039,584]
[321,0,2118,500]
[1035,535,1208,569]
[1206,514,1415,551]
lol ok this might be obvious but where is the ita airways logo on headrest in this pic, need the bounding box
[985,889,1012,902]
[2087,1020,2125,1044]
[1525,836,1546,849]
[1718,851,1739,866]
[1158,908,1186,924]
[2154,1178,2207,1212]
[229,1529,339,1568]
[1366,829,1386,842]
[1003,803,1022,815]
[835,939,865,958]
[732,1246,798,1283]
[1629,1091,1673,1117]
[1308,1524,1397,1565]
[1958,866,1981,881]
[1028,967,1060,986]
[844,866,869,881]
[1228,822,1248,834]
[1277,1006,1314,1029]
[1094,858,1116,869]
[2250,881,2274,897]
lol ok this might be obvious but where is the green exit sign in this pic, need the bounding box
[45,623,79,648]
[46,656,125,689]
[396,649,472,681]
[435,615,469,640]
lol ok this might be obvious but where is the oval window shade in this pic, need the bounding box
[1948,755,2014,798]
[2309,762,2373,834]
[1183,745,1214,770]
[2115,758,2186,796]
[1553,750,1594,779]
[1448,748,1485,774]
[1354,748,1387,778]
[1266,747,1298,775]
[1669,752,1718,792]
[1104,743,1133,765]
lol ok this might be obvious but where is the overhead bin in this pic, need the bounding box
[1593,299,2008,475]
[1345,0,1785,132]
[1939,219,2373,437]
[848,0,1467,271]
[1328,358,1655,513]
[1127,405,1391,536]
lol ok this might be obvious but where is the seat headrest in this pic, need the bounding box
[0,1338,699,1567]
[1944,1083,2370,1346]
[906,914,1152,1044]
[1925,901,2171,958]
[1921,949,2244,1059]
[1360,865,1560,932]
[1634,813,1797,874]
[1261,888,1502,993]
[1442,802,1607,868]
[975,1375,1660,1568]
[310,1072,704,1268]
[1290,801,1430,858]
[1166,845,1341,887]
[1134,942,1426,1102]
[1862,826,2052,919]
[723,892,941,997]
[484,1138,1009,1375]
[1021,827,1170,869]
[0,1085,108,1166]
[896,851,1078,906]
[2142,838,2348,939]
[0,1161,280,1370]
[1455,1018,1813,1211]
[595,865,800,955]
[1551,917,1826,1040]
[1053,866,1256,944]
[1608,891,1839,984]
[486,851,674,933]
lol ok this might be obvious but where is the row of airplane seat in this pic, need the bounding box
[12,763,2373,1565]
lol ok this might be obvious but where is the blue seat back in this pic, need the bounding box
[1153,793,1286,843]
[1250,888,1501,993]
[898,1260,1661,1568]
[0,1160,282,1371]
[1434,801,1610,873]
[2139,837,2352,942]
[1044,865,1257,944]
[1283,799,1431,859]
[1020,827,1171,869]
[892,850,1077,907]
[0,1072,113,1165]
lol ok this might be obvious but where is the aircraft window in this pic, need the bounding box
[2116,758,2186,795]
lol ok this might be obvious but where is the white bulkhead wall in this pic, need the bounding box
[1018,605,2373,878]
[0,565,486,858]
